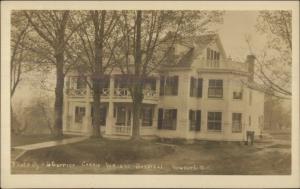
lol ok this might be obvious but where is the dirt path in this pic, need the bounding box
[12,136,88,161]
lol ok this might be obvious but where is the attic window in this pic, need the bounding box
[207,48,220,68]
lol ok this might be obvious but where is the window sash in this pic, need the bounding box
[232,113,242,132]
[208,80,223,98]
[207,112,222,131]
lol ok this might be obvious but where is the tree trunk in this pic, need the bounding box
[92,82,102,138]
[53,52,64,138]
[91,10,106,138]
[131,10,143,140]
[131,88,143,140]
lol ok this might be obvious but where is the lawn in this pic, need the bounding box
[11,136,291,175]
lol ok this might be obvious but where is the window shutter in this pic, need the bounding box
[158,108,163,129]
[196,110,201,131]
[173,76,179,95]
[190,77,194,97]
[197,78,203,97]
[172,109,177,130]
[189,110,193,121]
[160,76,165,96]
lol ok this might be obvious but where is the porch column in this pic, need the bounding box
[86,76,91,97]
[105,76,115,135]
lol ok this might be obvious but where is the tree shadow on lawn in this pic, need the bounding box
[17,138,176,164]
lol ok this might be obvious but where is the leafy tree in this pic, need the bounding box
[69,11,120,137]
[247,10,292,98]
[22,10,84,137]
[114,10,224,140]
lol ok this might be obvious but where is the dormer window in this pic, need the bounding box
[207,48,220,67]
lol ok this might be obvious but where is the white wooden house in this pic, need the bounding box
[63,34,264,141]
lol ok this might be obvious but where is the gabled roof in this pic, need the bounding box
[162,33,226,68]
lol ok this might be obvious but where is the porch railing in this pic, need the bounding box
[114,88,131,97]
[112,126,131,135]
[66,88,87,96]
[114,88,158,100]
[67,87,158,101]
[90,88,110,97]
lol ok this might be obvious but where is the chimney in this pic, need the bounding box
[246,55,256,81]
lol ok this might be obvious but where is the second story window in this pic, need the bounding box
[76,77,86,89]
[190,77,203,97]
[208,79,223,98]
[160,76,178,96]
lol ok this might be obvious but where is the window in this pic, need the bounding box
[206,48,220,67]
[76,77,86,89]
[157,109,177,130]
[75,107,86,123]
[189,110,201,131]
[207,112,222,131]
[233,91,243,100]
[91,105,107,126]
[232,113,242,133]
[142,107,153,127]
[208,80,223,98]
[190,77,203,97]
[160,76,178,96]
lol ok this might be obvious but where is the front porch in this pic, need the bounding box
[64,102,157,137]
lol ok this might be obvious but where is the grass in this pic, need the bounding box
[11,134,75,147]
[12,137,291,175]
[17,138,175,164]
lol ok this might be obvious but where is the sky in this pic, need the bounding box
[216,11,267,62]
